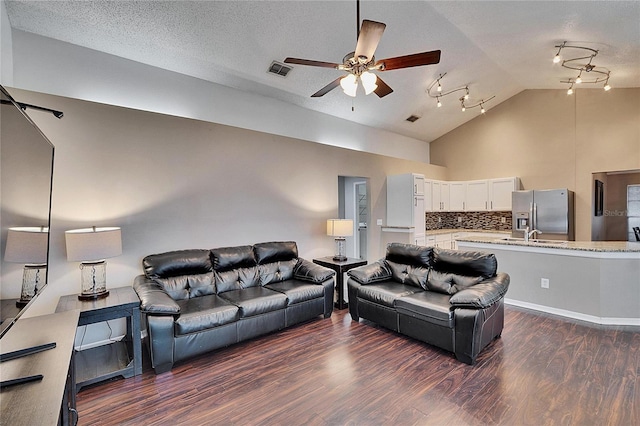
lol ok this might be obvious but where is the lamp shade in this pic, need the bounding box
[326,219,353,237]
[4,227,49,264]
[65,227,122,262]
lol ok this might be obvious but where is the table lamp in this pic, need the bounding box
[326,219,353,261]
[65,226,122,300]
[4,227,49,307]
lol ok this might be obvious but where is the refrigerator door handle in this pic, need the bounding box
[533,202,538,230]
[529,202,535,230]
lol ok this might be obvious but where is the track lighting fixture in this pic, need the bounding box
[459,95,494,114]
[553,42,612,93]
[427,73,493,114]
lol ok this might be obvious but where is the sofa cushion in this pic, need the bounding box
[395,292,454,328]
[386,260,430,290]
[357,281,421,308]
[426,270,484,295]
[215,266,260,293]
[143,249,213,279]
[154,272,215,301]
[385,243,432,268]
[266,279,325,304]
[258,259,298,285]
[432,248,497,278]
[211,245,256,272]
[218,286,287,317]
[254,241,298,265]
[174,295,239,335]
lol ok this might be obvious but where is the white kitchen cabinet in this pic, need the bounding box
[449,182,465,211]
[431,181,449,211]
[425,235,436,247]
[435,233,452,249]
[424,180,433,212]
[387,174,426,245]
[466,180,490,211]
[488,177,520,211]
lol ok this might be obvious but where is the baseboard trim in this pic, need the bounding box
[504,299,640,326]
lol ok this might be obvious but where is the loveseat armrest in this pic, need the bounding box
[133,275,181,314]
[449,272,510,309]
[294,258,335,283]
[347,260,392,285]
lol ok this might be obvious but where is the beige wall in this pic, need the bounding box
[6,88,445,320]
[430,88,640,241]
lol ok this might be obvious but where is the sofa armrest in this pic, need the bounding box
[294,258,335,283]
[133,275,181,314]
[449,272,510,309]
[347,260,391,285]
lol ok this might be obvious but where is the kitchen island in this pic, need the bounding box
[457,236,640,325]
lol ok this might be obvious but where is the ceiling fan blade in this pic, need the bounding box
[311,77,343,97]
[374,76,393,98]
[354,20,386,62]
[376,50,441,71]
[284,57,340,69]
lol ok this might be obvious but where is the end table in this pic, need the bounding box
[56,286,142,392]
[313,256,367,309]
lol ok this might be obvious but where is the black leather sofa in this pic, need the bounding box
[133,241,335,373]
[347,243,509,365]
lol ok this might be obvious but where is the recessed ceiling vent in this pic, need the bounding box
[405,115,421,123]
[268,61,293,77]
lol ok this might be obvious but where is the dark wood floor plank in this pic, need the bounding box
[76,306,639,425]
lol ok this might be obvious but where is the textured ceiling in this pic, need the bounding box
[5,0,640,143]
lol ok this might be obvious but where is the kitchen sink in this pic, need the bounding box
[499,237,568,246]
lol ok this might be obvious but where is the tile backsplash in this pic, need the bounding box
[426,211,512,231]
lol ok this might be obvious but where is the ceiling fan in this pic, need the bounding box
[284,1,441,98]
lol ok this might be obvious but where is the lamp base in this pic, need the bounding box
[332,255,348,262]
[15,299,29,308]
[78,290,110,301]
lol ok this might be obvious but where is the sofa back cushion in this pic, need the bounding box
[215,266,260,293]
[386,261,430,290]
[254,241,298,265]
[211,245,257,271]
[143,249,215,300]
[426,270,484,295]
[258,259,298,285]
[385,243,432,268]
[432,248,497,278]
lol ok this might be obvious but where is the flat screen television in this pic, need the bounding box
[0,85,55,343]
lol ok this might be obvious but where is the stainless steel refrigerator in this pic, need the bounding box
[512,189,575,240]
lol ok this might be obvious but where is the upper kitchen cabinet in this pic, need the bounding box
[430,180,449,212]
[466,180,490,211]
[449,182,466,211]
[488,177,521,211]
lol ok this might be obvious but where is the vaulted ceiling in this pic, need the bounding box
[5,1,640,143]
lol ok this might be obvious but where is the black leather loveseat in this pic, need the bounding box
[133,241,335,373]
[347,243,509,365]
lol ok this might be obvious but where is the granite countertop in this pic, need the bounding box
[457,236,640,253]
[426,228,511,236]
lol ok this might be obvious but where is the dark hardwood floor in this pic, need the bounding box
[76,305,639,425]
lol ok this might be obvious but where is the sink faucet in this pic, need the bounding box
[523,226,542,242]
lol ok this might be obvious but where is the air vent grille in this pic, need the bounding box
[405,115,421,123]
[268,61,292,77]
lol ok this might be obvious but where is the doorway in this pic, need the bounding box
[338,176,369,260]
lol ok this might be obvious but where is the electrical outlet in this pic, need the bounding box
[457,217,462,223]
[541,278,550,289]
[376,219,383,226]
[501,217,506,223]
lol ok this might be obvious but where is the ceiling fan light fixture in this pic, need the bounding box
[340,74,358,97]
[360,71,378,95]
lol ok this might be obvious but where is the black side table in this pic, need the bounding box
[313,256,367,309]
[55,286,142,392]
